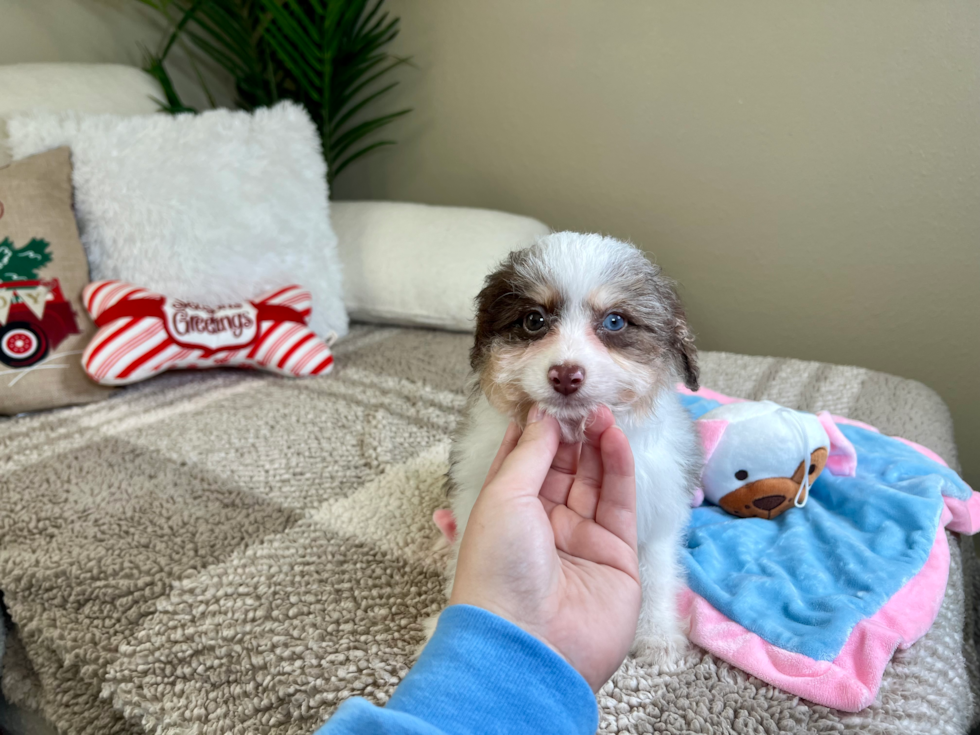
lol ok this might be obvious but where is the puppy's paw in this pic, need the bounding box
[630,632,690,672]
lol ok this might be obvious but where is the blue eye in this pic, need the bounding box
[603,313,626,331]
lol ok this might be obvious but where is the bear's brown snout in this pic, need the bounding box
[719,476,799,518]
[752,495,787,511]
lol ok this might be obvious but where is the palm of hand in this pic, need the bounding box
[450,407,641,691]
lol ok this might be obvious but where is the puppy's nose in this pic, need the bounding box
[548,364,586,395]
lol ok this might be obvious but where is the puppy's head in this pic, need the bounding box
[471,232,698,440]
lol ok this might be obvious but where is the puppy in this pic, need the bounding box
[436,231,702,665]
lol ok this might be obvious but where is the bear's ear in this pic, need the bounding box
[697,418,729,459]
[816,411,857,476]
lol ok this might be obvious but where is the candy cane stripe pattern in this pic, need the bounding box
[81,281,335,386]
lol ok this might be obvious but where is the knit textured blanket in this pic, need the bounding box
[1,325,978,735]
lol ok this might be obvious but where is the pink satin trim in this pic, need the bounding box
[827,414,880,434]
[945,494,980,535]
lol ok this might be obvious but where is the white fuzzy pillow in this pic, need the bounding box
[7,101,347,338]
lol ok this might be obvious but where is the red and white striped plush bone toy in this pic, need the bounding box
[81,281,335,385]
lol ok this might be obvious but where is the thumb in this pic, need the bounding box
[483,406,561,500]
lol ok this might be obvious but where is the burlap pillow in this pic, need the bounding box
[0,147,112,413]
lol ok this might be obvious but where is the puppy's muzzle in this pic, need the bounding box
[548,363,586,395]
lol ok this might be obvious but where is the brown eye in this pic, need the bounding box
[735,469,748,481]
[809,463,817,475]
[523,311,546,333]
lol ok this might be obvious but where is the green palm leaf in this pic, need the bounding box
[141,0,410,188]
[332,139,393,178]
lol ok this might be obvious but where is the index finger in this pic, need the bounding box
[482,410,561,501]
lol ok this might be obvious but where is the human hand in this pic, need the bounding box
[449,405,641,691]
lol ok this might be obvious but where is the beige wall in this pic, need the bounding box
[332,0,980,488]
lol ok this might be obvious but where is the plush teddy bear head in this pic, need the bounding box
[697,400,855,520]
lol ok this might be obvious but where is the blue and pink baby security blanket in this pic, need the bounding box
[677,386,980,712]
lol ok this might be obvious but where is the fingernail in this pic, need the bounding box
[527,405,544,423]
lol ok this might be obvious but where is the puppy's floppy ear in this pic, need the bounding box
[633,256,700,390]
[471,262,510,371]
[671,305,699,391]
[470,252,527,371]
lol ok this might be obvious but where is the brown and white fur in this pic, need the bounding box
[439,231,702,665]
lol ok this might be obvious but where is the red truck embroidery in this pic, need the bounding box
[0,278,80,368]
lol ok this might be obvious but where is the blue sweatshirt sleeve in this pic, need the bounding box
[317,604,599,735]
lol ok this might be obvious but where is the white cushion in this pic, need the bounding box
[7,102,348,338]
[332,201,550,332]
[0,63,163,166]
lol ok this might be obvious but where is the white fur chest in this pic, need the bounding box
[620,389,699,544]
